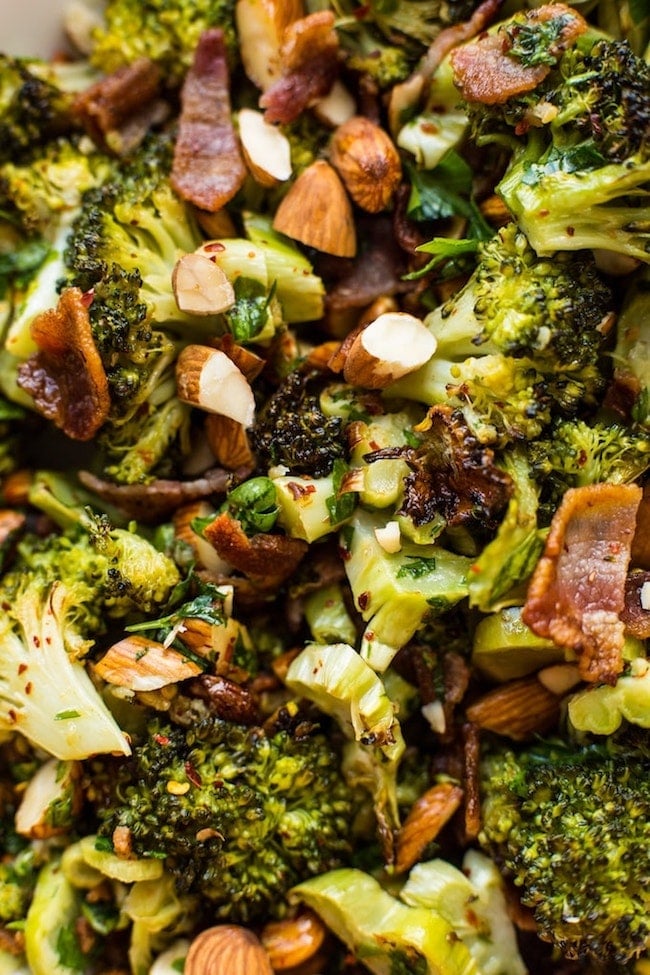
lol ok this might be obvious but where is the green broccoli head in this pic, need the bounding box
[479,736,650,964]
[94,715,356,922]
[89,0,238,87]
[251,367,346,478]
[0,55,74,165]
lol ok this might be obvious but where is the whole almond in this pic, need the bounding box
[185,925,274,975]
[273,160,356,257]
[330,116,402,213]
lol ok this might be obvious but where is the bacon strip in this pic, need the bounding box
[73,58,167,154]
[450,3,587,105]
[523,483,642,685]
[260,12,339,125]
[171,29,246,212]
[203,512,308,591]
[17,288,110,441]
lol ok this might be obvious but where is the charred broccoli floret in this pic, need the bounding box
[0,55,75,164]
[93,714,356,922]
[479,735,650,964]
[456,9,650,261]
[89,0,238,86]
[251,367,346,478]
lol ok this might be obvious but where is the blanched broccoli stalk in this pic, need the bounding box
[286,642,405,851]
[0,519,180,760]
[479,734,650,964]
[343,509,472,671]
[293,867,479,975]
[567,655,650,735]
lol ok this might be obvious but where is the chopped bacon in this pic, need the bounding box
[17,288,110,441]
[450,3,588,106]
[78,465,250,523]
[260,12,339,125]
[523,483,642,685]
[73,58,168,154]
[203,512,308,591]
[324,217,411,313]
[171,29,246,212]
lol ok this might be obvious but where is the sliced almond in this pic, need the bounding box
[465,677,562,741]
[537,662,581,696]
[212,334,266,382]
[341,312,436,389]
[176,345,256,427]
[193,205,238,239]
[260,910,326,971]
[15,758,81,839]
[172,252,235,316]
[313,79,357,128]
[239,108,292,186]
[273,160,356,258]
[173,501,232,575]
[205,413,255,470]
[395,782,464,874]
[185,924,274,975]
[94,635,202,691]
[329,116,402,213]
[235,0,304,91]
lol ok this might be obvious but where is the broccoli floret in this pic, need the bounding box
[93,714,356,922]
[479,736,650,964]
[0,55,75,165]
[336,0,487,89]
[388,225,611,444]
[251,367,346,478]
[530,417,650,502]
[89,0,238,87]
[0,518,180,759]
[459,21,650,261]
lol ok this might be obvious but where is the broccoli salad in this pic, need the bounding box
[0,0,649,972]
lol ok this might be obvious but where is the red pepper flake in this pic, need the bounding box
[153,733,170,746]
[358,591,371,611]
[17,663,27,675]
[287,481,317,501]
[24,682,32,695]
[185,761,203,788]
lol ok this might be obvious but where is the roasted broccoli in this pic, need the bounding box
[92,713,356,922]
[251,367,346,478]
[479,734,650,964]
[455,9,650,261]
[0,54,76,165]
[89,0,238,87]
[0,768,40,928]
[389,226,610,444]
[335,0,488,89]
[0,515,180,759]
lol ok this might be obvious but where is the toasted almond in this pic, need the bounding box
[395,781,464,874]
[15,758,82,839]
[357,295,400,331]
[176,345,256,427]
[1,470,33,506]
[0,509,25,548]
[260,910,326,971]
[239,108,292,186]
[185,925,274,975]
[205,413,255,470]
[537,662,582,696]
[465,677,562,741]
[173,501,232,574]
[235,0,304,91]
[94,635,202,691]
[341,312,436,389]
[273,160,356,258]
[374,521,402,554]
[172,252,235,316]
[211,334,266,382]
[479,193,512,227]
[193,206,238,239]
[330,116,402,213]
[313,79,357,128]
[303,339,342,371]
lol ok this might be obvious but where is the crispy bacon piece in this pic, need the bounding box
[78,466,249,523]
[171,29,246,212]
[523,483,642,685]
[17,288,110,441]
[450,3,587,105]
[324,217,411,313]
[260,12,339,125]
[203,512,308,591]
[73,58,168,154]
